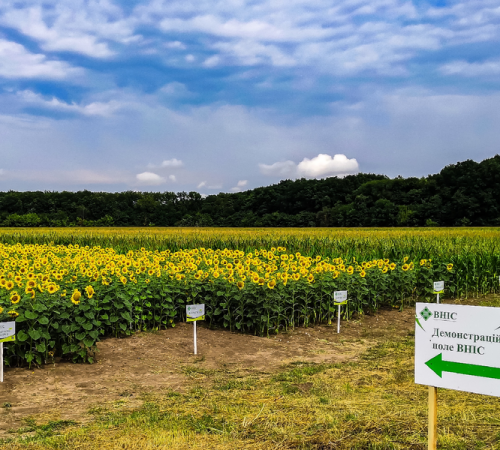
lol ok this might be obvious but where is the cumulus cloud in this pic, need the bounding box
[297,154,359,178]
[197,181,206,188]
[259,154,359,179]
[169,174,177,182]
[161,158,183,167]
[0,39,80,79]
[136,172,165,185]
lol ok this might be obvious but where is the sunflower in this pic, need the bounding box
[47,284,58,294]
[10,291,21,303]
[307,274,314,283]
[5,280,14,290]
[85,285,95,298]
[0,306,3,314]
[389,263,396,270]
[8,310,19,318]
[360,270,366,278]
[120,276,127,285]
[267,280,276,289]
[402,264,409,272]
[71,289,82,305]
[447,263,453,271]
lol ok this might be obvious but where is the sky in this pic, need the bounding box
[0,0,499,194]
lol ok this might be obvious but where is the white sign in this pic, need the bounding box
[415,303,500,397]
[186,304,205,322]
[0,322,15,343]
[334,291,348,304]
[433,281,444,293]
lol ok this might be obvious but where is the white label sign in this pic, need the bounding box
[415,303,500,397]
[433,281,444,293]
[0,322,15,343]
[186,304,205,322]
[334,291,348,303]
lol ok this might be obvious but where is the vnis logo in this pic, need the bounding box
[420,307,433,321]
[419,307,457,322]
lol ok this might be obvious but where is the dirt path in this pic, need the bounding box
[0,307,416,435]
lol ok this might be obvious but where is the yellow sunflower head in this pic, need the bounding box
[85,285,95,298]
[71,289,82,305]
[10,292,21,304]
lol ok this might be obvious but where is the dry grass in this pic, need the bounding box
[2,328,500,450]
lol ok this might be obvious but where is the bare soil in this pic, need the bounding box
[0,305,427,435]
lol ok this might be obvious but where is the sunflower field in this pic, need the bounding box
[0,227,499,367]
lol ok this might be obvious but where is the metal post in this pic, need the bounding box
[428,386,437,450]
[194,321,197,355]
[437,293,440,304]
[337,304,341,334]
[1,342,3,383]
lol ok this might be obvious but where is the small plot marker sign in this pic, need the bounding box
[0,321,16,383]
[415,303,500,448]
[186,304,205,355]
[334,291,347,334]
[433,281,444,304]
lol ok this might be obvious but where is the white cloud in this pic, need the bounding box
[260,154,359,179]
[0,3,138,58]
[297,154,359,178]
[259,160,297,177]
[136,172,165,185]
[17,90,122,116]
[230,179,249,192]
[440,59,500,77]
[0,39,80,79]
[197,181,206,188]
[159,82,190,96]
[203,55,220,67]
[169,174,177,182]
[159,15,336,42]
[185,54,195,62]
[161,158,183,167]
[164,41,186,49]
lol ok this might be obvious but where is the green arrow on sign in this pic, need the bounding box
[426,353,500,380]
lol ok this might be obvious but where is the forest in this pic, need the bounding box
[1,155,499,227]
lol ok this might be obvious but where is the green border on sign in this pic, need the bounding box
[187,315,205,322]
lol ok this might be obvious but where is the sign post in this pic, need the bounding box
[186,304,205,355]
[415,303,500,448]
[0,322,16,383]
[433,281,444,304]
[333,291,348,334]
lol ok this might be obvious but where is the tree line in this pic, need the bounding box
[1,155,499,227]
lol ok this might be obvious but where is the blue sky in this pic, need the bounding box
[0,0,499,193]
